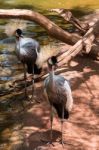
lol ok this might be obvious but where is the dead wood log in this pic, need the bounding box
[51,9,89,33]
[83,10,99,27]
[57,27,95,66]
[0,9,81,45]
[51,10,99,65]
[88,44,99,60]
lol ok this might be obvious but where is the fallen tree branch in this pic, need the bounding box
[57,27,95,66]
[51,9,89,33]
[0,9,81,44]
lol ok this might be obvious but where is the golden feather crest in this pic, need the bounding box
[36,44,60,67]
[5,19,27,36]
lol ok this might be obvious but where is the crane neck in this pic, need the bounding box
[16,35,23,41]
[49,66,55,88]
[16,36,23,54]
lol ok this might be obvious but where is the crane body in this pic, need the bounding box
[44,57,73,145]
[15,29,42,98]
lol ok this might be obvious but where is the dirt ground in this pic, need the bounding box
[1,56,99,150]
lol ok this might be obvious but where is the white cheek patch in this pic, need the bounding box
[48,59,53,65]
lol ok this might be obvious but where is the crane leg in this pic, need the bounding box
[50,104,53,143]
[31,66,34,99]
[23,64,27,98]
[61,105,64,147]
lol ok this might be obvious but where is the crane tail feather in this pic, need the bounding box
[27,63,33,74]
[34,64,42,74]
[27,63,42,74]
[53,103,69,119]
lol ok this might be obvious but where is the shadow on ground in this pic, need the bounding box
[0,56,99,150]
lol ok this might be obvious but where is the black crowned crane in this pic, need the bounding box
[15,29,42,98]
[44,57,73,145]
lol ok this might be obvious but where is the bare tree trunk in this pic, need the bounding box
[0,9,81,44]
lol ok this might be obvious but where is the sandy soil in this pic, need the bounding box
[1,56,99,150]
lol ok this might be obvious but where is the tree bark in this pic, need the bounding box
[50,9,99,65]
[0,9,81,44]
[51,9,89,33]
[57,27,95,66]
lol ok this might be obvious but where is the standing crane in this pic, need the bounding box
[44,57,73,145]
[5,20,60,102]
[15,28,42,99]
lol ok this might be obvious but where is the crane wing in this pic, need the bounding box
[63,80,73,111]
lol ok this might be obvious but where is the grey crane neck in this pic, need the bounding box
[16,35,23,41]
[49,67,55,88]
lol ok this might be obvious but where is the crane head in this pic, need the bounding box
[47,56,57,70]
[15,29,23,38]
